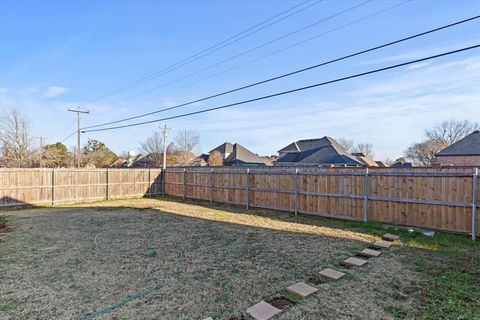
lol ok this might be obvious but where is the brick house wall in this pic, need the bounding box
[436,155,480,167]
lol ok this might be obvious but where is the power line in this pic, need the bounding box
[87,0,321,103]
[149,0,415,102]
[195,83,478,127]
[124,0,375,101]
[60,131,77,143]
[82,44,480,133]
[82,14,480,130]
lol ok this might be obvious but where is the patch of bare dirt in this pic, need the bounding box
[307,276,326,286]
[267,296,296,309]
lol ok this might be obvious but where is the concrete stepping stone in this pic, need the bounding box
[360,248,382,258]
[383,233,400,241]
[202,318,213,320]
[246,301,282,320]
[286,282,318,298]
[319,268,345,280]
[342,257,368,267]
[373,240,392,248]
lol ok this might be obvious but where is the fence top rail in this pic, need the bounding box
[165,167,477,177]
[0,168,163,172]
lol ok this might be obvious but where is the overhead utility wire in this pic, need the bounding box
[148,0,412,101]
[82,44,480,133]
[125,0,374,100]
[61,131,78,143]
[82,14,480,130]
[87,0,320,102]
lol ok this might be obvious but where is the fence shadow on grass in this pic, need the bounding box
[156,195,476,247]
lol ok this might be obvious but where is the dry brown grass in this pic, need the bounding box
[1,197,425,319]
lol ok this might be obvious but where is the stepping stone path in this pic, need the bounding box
[247,301,282,320]
[319,268,345,280]
[383,233,400,241]
[360,248,382,258]
[342,257,368,267]
[240,233,400,318]
[373,240,392,249]
[286,282,319,298]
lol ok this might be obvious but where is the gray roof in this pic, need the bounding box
[390,162,413,168]
[209,142,233,154]
[276,137,377,167]
[437,130,480,156]
[224,143,271,166]
[278,137,344,153]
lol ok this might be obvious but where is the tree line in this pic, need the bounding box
[0,108,201,168]
[1,107,478,168]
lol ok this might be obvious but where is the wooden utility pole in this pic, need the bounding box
[161,124,170,170]
[34,136,48,167]
[68,107,89,168]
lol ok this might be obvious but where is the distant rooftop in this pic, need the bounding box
[437,130,480,156]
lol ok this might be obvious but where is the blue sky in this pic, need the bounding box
[0,0,479,161]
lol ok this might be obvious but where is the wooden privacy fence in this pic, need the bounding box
[164,167,480,239]
[0,168,162,206]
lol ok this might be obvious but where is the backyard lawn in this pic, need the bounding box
[0,197,479,319]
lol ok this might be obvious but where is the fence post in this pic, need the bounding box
[162,168,165,197]
[51,168,55,206]
[183,168,186,200]
[148,168,152,197]
[246,168,250,209]
[363,167,369,222]
[210,168,214,203]
[472,167,478,241]
[105,168,109,200]
[294,168,299,215]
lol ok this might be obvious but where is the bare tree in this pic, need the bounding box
[0,108,34,167]
[426,119,480,145]
[383,158,394,166]
[405,139,447,166]
[173,129,200,166]
[336,137,354,151]
[352,143,374,158]
[140,131,171,167]
[208,150,223,166]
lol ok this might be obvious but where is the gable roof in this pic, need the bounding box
[209,142,233,154]
[437,130,480,156]
[276,136,377,167]
[224,143,272,166]
[278,137,346,154]
[351,152,378,167]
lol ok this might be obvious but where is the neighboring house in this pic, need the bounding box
[390,161,413,168]
[113,152,147,167]
[190,142,272,166]
[375,160,387,167]
[189,154,208,167]
[209,142,234,160]
[275,137,378,167]
[125,154,155,167]
[436,130,480,166]
[223,143,272,166]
